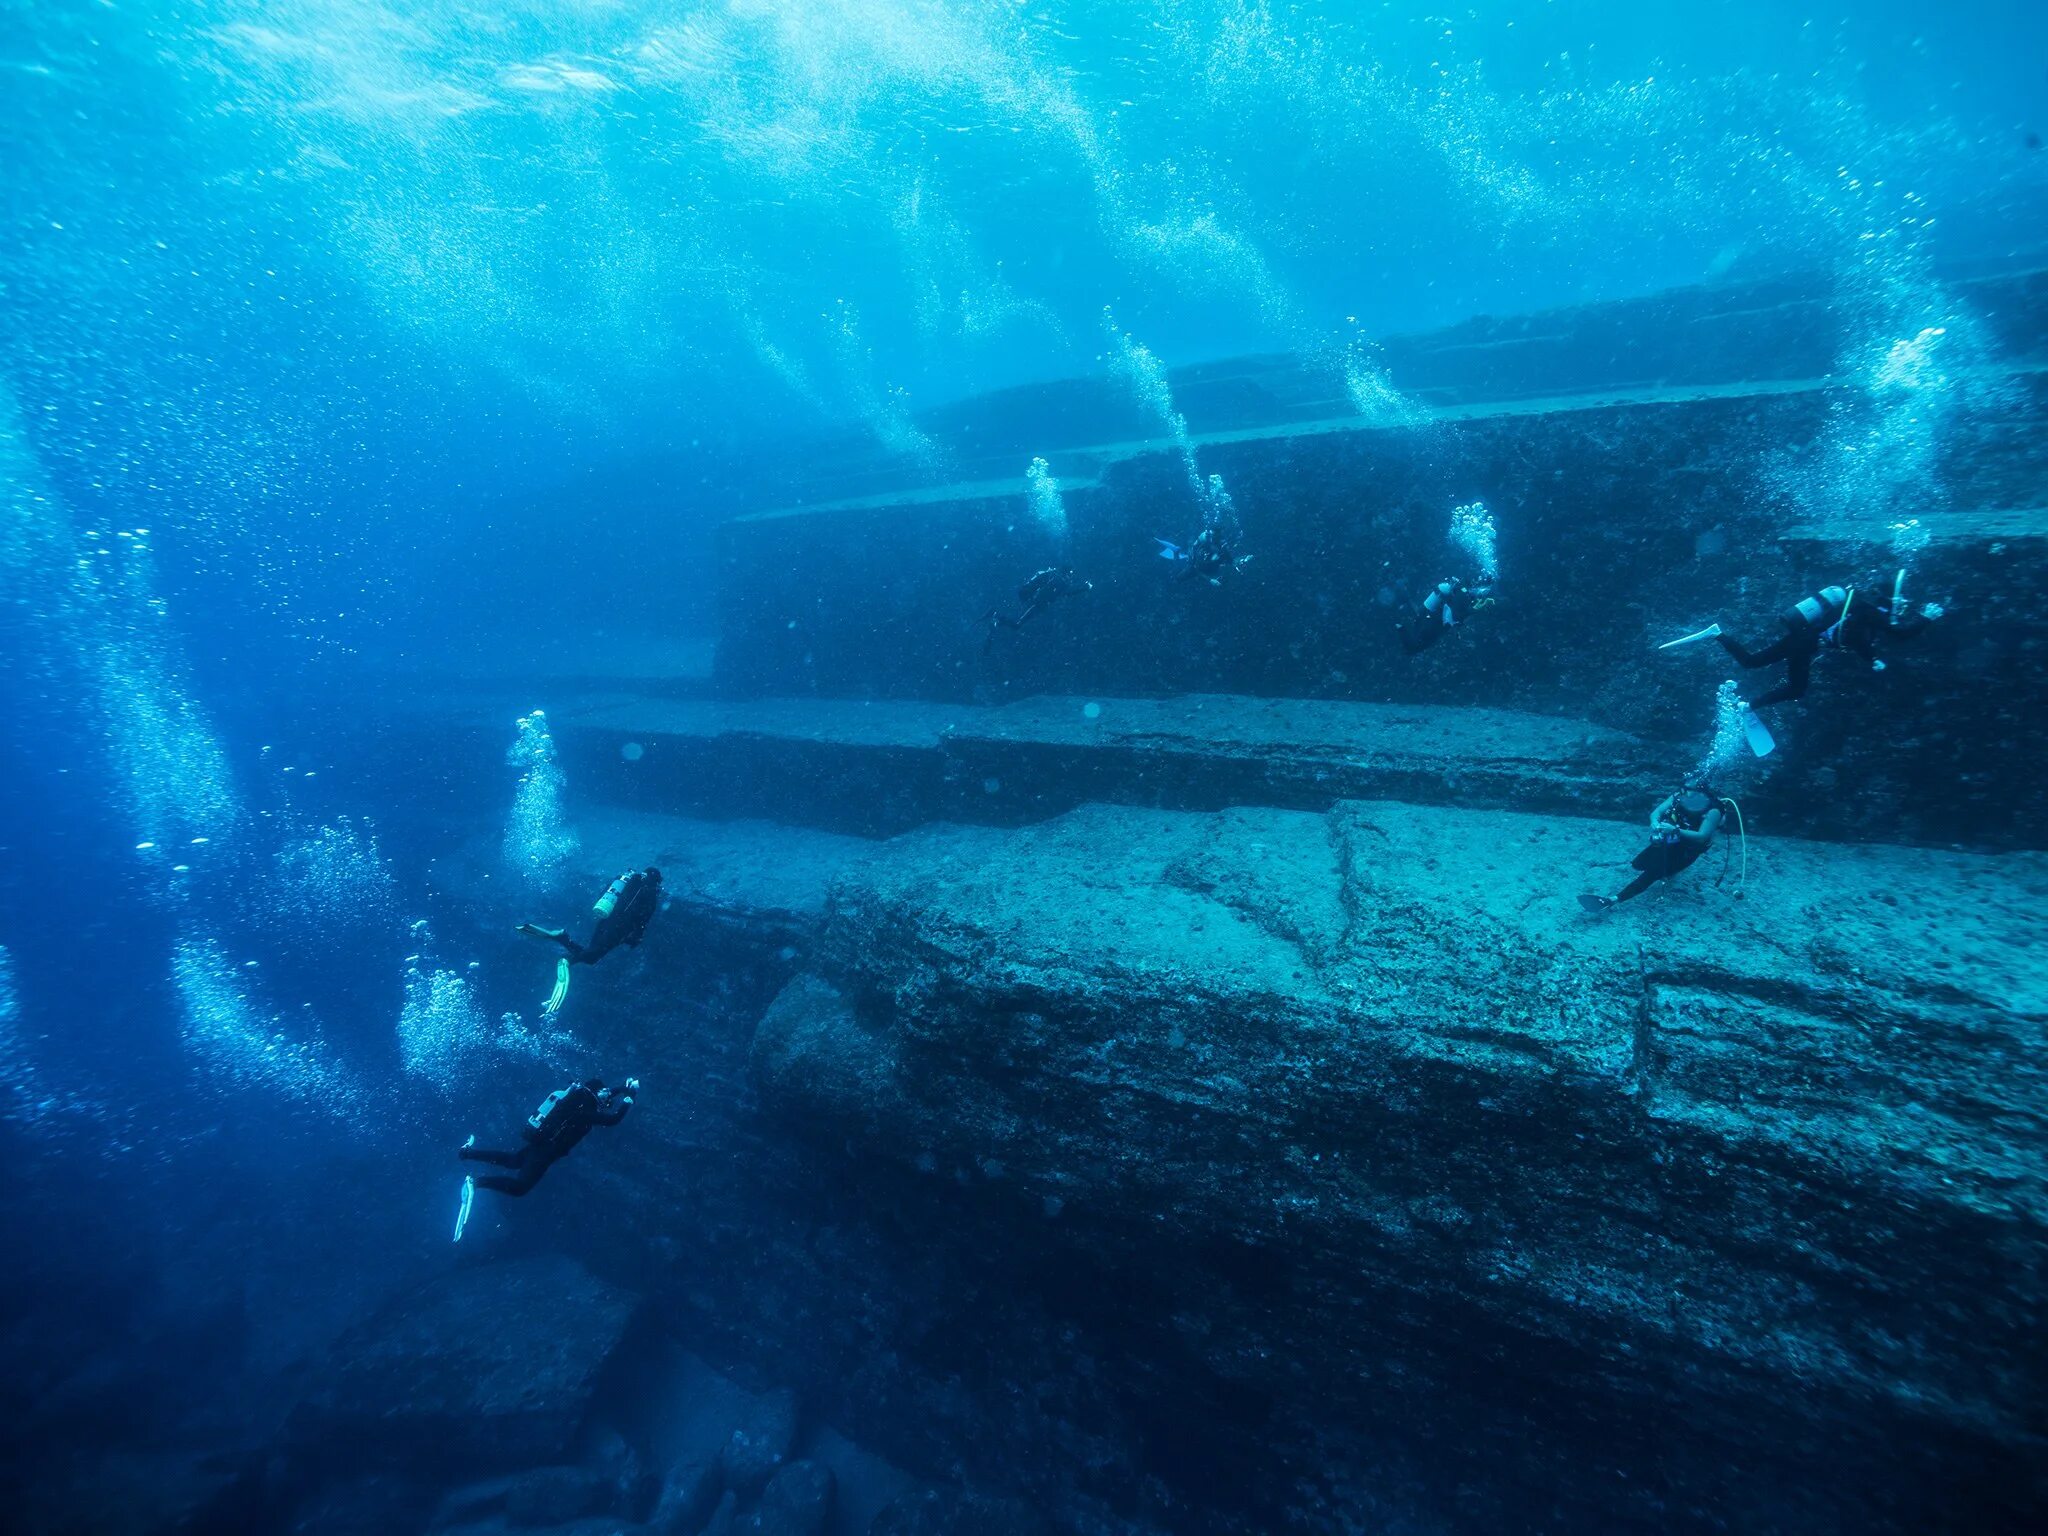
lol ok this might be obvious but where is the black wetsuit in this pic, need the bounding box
[526,870,661,966]
[983,567,1089,649]
[1398,578,1486,655]
[462,1085,631,1196]
[1720,585,1921,707]
[1616,794,1722,902]
[1617,835,1712,902]
[1177,528,1243,584]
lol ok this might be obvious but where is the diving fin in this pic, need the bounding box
[1658,622,1722,651]
[1154,538,1184,561]
[542,957,570,1019]
[1577,894,1614,915]
[454,1175,475,1243]
[1891,567,1907,619]
[1742,708,1777,758]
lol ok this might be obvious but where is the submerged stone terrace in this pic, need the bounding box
[332,264,2048,1536]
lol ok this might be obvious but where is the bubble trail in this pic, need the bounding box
[1026,456,1068,547]
[173,936,359,1116]
[505,710,577,894]
[1450,501,1498,582]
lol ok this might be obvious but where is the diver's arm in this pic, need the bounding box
[1648,795,1676,830]
[1675,807,1723,845]
[593,1087,635,1126]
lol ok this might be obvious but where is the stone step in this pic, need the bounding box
[433,690,1666,838]
[713,366,2048,852]
[541,795,2048,1535]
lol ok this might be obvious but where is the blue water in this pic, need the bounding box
[3,4,2046,1534]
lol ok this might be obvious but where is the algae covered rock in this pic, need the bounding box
[717,1386,799,1499]
[291,1256,639,1473]
[750,797,2048,1531]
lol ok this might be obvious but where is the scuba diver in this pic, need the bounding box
[1157,525,1252,586]
[517,867,662,1018]
[456,1078,638,1236]
[1662,577,1927,709]
[1396,575,1496,656]
[982,566,1092,652]
[1578,786,1740,912]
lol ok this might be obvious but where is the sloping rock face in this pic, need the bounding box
[290,1257,639,1474]
[737,801,2048,1534]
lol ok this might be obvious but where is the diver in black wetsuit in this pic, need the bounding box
[1715,581,1925,709]
[982,566,1092,651]
[460,1077,637,1197]
[1578,788,1727,912]
[1174,524,1251,585]
[518,867,662,1015]
[1396,576,1495,656]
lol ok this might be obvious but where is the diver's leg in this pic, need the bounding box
[460,1145,523,1168]
[1749,649,1813,708]
[1614,870,1661,903]
[475,1148,552,1196]
[1718,628,1795,669]
[516,924,584,960]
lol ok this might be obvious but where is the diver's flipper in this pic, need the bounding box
[1892,567,1907,618]
[1154,538,1184,561]
[1742,708,1777,758]
[1577,894,1614,915]
[1658,622,1723,651]
[542,957,570,1019]
[454,1175,475,1243]
[516,923,566,943]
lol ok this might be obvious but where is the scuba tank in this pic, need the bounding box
[593,872,632,918]
[527,1087,569,1133]
[1793,584,1850,631]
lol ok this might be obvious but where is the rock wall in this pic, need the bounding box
[529,802,2048,1536]
[716,373,2048,851]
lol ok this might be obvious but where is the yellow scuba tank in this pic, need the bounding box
[594,872,631,918]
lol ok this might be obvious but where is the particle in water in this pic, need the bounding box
[621,741,645,762]
[135,841,155,851]
[1082,702,1102,720]
[983,777,1002,794]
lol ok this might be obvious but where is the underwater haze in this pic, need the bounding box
[3,4,2048,1535]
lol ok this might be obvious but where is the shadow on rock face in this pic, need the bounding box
[287,1256,640,1478]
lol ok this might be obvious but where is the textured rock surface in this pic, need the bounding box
[523,799,2047,1533]
[290,1257,639,1474]
[718,1387,799,1500]
[743,801,2047,1531]
[747,1459,833,1536]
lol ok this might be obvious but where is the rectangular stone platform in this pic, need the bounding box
[528,795,2048,1536]
[429,690,1665,838]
